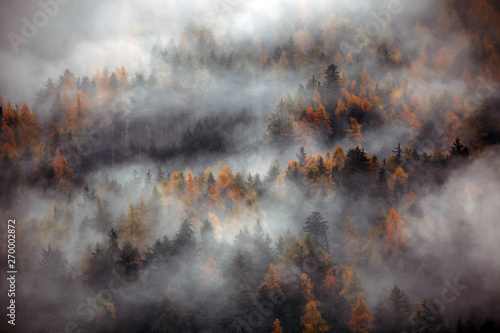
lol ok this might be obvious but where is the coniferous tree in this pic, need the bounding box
[449,138,470,158]
[303,211,329,247]
[156,164,166,183]
[349,292,373,333]
[301,301,329,333]
[172,219,197,257]
[411,299,448,333]
[297,146,308,167]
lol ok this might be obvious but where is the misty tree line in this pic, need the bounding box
[14,203,496,332]
[7,136,493,333]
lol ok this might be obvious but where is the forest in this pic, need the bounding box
[0,0,500,332]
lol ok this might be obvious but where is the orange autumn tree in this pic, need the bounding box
[271,319,283,333]
[322,267,339,299]
[349,292,373,333]
[257,263,284,304]
[385,208,409,259]
[18,103,42,146]
[299,105,332,138]
[340,266,363,304]
[53,149,74,183]
[401,102,422,140]
[69,90,92,138]
[185,171,199,207]
[434,47,454,74]
[199,257,220,282]
[301,301,329,333]
[347,118,363,146]
[300,273,316,305]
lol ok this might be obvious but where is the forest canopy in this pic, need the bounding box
[1,0,500,332]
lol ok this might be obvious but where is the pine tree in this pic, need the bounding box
[324,63,341,112]
[388,285,411,332]
[200,219,216,258]
[266,163,281,184]
[411,299,448,333]
[325,64,341,91]
[297,146,308,167]
[172,219,196,257]
[456,316,464,333]
[317,156,327,175]
[449,138,470,158]
[119,241,142,278]
[392,143,402,166]
[207,171,216,191]
[303,211,329,247]
[156,164,166,183]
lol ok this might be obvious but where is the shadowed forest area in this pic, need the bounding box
[1,0,500,332]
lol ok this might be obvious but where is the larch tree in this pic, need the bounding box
[19,103,42,146]
[271,319,283,333]
[199,257,220,282]
[53,149,74,183]
[322,267,339,299]
[349,292,373,333]
[340,266,363,305]
[389,166,408,198]
[121,200,150,251]
[46,121,61,155]
[347,118,363,147]
[301,301,329,333]
[257,263,284,309]
[300,273,316,305]
[385,208,409,260]
[70,90,91,137]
